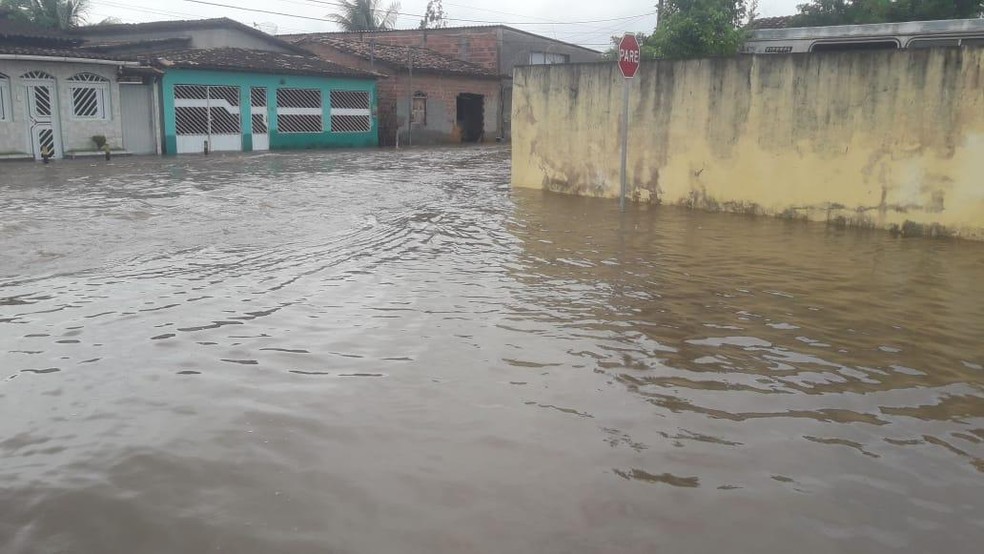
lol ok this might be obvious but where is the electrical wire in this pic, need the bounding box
[88,0,647,48]
[294,0,651,37]
[183,0,656,27]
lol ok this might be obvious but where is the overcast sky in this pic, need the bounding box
[85,0,807,50]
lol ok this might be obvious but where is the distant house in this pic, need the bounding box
[70,17,315,56]
[71,18,381,154]
[283,26,602,141]
[148,47,378,154]
[743,17,984,54]
[290,36,499,146]
[0,13,152,160]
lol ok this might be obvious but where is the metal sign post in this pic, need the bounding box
[617,34,640,211]
[620,78,630,212]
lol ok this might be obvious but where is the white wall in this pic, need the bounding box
[0,60,124,156]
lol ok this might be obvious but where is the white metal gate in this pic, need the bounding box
[23,72,62,160]
[120,83,157,154]
[329,90,371,133]
[174,84,241,154]
[250,87,269,151]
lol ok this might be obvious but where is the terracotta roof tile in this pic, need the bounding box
[281,24,600,53]
[69,17,312,55]
[82,37,192,53]
[295,37,499,78]
[147,48,378,79]
[0,43,131,61]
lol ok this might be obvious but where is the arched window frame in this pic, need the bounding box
[21,70,55,81]
[68,72,111,121]
[0,73,10,122]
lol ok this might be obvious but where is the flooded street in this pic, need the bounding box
[1,146,982,553]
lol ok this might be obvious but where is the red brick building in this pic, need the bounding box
[290,36,499,146]
[285,26,601,141]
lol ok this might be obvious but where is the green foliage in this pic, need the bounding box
[646,0,749,58]
[0,0,90,29]
[603,33,660,61]
[329,0,401,31]
[418,0,447,29]
[794,0,984,27]
[91,135,107,149]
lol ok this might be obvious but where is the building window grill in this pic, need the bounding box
[251,87,268,134]
[31,82,52,117]
[21,70,54,80]
[20,71,55,118]
[0,73,9,121]
[251,113,268,134]
[277,88,323,133]
[330,90,371,133]
[173,84,241,136]
[251,87,267,107]
[68,72,110,120]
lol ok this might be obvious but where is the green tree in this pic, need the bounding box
[646,0,749,58]
[329,0,401,31]
[603,33,660,61]
[794,0,983,27]
[0,0,91,29]
[418,0,447,29]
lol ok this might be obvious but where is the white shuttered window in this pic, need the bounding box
[68,73,110,120]
[330,90,371,133]
[276,88,322,134]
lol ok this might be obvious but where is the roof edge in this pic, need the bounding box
[281,24,601,54]
[71,17,314,56]
[749,17,984,38]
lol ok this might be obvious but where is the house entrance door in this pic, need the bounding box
[24,74,62,160]
[250,87,269,151]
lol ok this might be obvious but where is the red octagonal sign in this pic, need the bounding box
[618,33,641,78]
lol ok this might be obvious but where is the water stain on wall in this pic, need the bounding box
[513,49,984,240]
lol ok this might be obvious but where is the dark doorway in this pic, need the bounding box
[456,93,484,143]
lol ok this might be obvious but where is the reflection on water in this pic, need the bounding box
[1,147,982,553]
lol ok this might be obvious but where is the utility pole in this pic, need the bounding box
[407,48,414,147]
[616,34,640,211]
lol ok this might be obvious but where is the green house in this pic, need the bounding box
[154,48,379,155]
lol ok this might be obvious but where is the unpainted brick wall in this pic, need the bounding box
[389,72,500,146]
[300,42,500,146]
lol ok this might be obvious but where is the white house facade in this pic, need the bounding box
[0,57,140,160]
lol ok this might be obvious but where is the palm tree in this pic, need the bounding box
[329,0,401,31]
[0,0,91,29]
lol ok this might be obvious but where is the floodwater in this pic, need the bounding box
[1,146,982,553]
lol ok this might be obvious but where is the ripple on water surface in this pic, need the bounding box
[1,147,982,554]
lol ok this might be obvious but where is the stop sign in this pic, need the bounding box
[618,33,641,78]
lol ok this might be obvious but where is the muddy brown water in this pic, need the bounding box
[1,147,982,553]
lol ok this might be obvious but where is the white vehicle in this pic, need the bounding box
[743,17,984,54]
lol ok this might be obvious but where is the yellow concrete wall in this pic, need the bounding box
[511,49,984,239]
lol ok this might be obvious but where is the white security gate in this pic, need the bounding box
[329,90,372,133]
[22,71,62,160]
[174,84,242,154]
[250,87,269,151]
[120,83,157,154]
[276,88,323,134]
